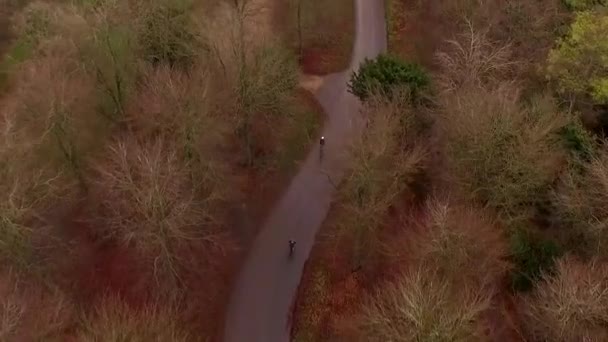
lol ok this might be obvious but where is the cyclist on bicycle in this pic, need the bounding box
[289,239,296,255]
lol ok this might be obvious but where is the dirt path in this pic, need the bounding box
[223,1,387,341]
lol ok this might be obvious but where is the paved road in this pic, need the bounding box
[224,1,387,341]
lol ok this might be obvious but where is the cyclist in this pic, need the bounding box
[319,136,326,162]
[288,239,296,255]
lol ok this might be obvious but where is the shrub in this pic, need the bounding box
[553,150,608,258]
[521,256,608,341]
[75,296,191,342]
[348,54,429,101]
[547,11,608,104]
[510,228,562,291]
[359,268,491,341]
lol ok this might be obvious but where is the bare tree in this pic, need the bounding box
[553,151,608,258]
[93,136,226,287]
[335,93,427,267]
[75,296,191,342]
[521,256,608,342]
[359,267,492,342]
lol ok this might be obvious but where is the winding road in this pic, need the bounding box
[224,1,387,341]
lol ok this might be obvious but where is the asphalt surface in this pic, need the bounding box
[223,1,387,341]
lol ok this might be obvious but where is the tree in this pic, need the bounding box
[553,150,608,259]
[521,256,608,342]
[75,296,191,341]
[348,54,429,101]
[409,200,510,291]
[438,84,567,228]
[336,94,426,267]
[547,10,608,104]
[137,0,203,68]
[92,137,225,286]
[360,268,491,342]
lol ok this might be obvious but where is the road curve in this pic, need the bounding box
[223,1,387,341]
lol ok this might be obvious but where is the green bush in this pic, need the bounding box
[559,119,597,161]
[510,228,562,292]
[348,54,429,101]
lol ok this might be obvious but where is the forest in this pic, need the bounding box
[1,0,607,341]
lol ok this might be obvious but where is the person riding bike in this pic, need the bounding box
[288,239,296,255]
[319,136,326,162]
